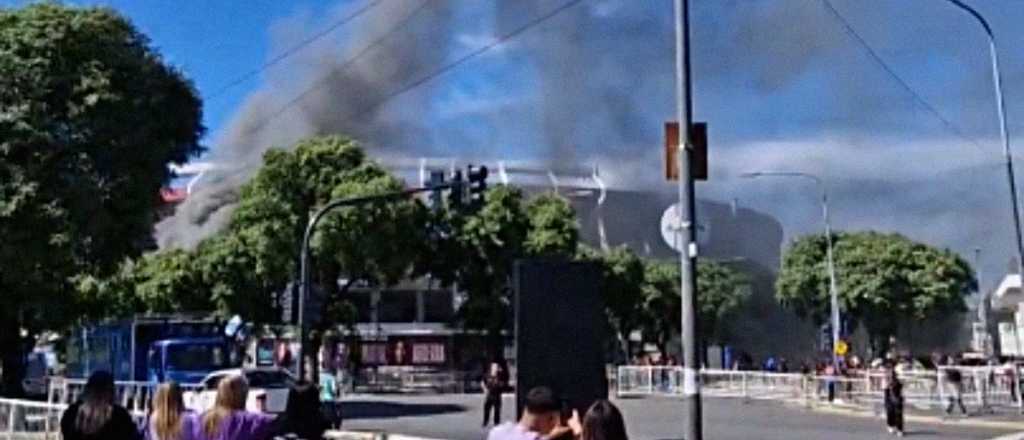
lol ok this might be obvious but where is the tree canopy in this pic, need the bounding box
[776,231,975,352]
[0,3,203,395]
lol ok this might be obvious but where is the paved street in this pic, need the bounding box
[339,394,1017,440]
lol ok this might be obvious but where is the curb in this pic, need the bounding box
[324,430,444,440]
[800,402,1024,431]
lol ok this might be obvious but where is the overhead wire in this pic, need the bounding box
[205,0,386,101]
[820,0,988,154]
[241,0,587,136]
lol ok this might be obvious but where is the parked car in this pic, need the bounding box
[184,367,295,414]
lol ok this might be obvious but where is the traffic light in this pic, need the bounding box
[467,165,488,209]
[429,170,446,211]
[448,170,465,209]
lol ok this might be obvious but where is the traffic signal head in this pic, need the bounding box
[429,170,446,211]
[448,170,465,209]
[467,165,488,209]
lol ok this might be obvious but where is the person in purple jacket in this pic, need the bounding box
[193,374,274,440]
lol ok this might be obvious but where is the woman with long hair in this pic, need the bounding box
[193,374,273,440]
[567,400,629,440]
[268,383,330,440]
[146,382,196,440]
[60,370,141,440]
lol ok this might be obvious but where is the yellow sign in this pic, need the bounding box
[834,340,849,356]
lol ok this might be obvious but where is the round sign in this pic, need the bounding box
[834,340,849,356]
[660,204,710,253]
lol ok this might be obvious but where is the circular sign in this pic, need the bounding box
[834,340,849,356]
[661,204,710,253]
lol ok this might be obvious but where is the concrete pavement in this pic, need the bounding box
[335,394,1016,440]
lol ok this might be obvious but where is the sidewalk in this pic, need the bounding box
[799,399,1024,432]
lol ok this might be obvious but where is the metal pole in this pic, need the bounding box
[821,188,841,370]
[945,0,1024,289]
[741,172,840,367]
[674,0,702,438]
[295,184,454,383]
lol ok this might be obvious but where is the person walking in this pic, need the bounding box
[883,368,904,437]
[268,383,330,440]
[193,374,273,440]
[60,371,140,440]
[146,382,197,440]
[482,362,507,427]
[944,357,968,417]
[319,369,342,428]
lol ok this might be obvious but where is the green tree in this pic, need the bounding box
[445,187,580,358]
[0,4,203,395]
[776,231,975,353]
[579,246,646,359]
[524,193,579,257]
[641,259,750,358]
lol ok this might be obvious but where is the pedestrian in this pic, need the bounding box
[319,369,342,428]
[883,368,904,437]
[943,357,968,417]
[268,383,330,440]
[482,362,507,427]
[566,400,629,440]
[193,374,273,440]
[146,382,197,440]
[487,386,565,440]
[60,370,141,440]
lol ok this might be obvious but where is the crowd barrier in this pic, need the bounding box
[616,366,1024,413]
[47,378,201,420]
[0,398,64,440]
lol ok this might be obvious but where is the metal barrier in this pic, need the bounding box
[615,366,1024,413]
[0,398,65,440]
[48,378,201,419]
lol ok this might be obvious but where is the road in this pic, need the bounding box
[338,394,1017,440]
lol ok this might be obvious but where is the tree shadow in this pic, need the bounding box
[340,400,467,420]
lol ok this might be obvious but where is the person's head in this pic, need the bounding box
[151,382,185,440]
[582,400,628,440]
[75,371,115,435]
[521,387,560,434]
[203,374,249,437]
[490,362,501,376]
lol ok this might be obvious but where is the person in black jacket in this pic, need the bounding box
[883,368,904,437]
[60,370,141,440]
[268,383,330,440]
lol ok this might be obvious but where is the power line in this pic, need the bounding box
[206,0,385,101]
[240,0,433,134]
[244,0,586,136]
[820,0,988,154]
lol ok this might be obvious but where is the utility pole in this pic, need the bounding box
[674,0,702,438]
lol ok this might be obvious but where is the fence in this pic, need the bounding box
[616,366,1024,413]
[0,398,65,440]
[47,378,201,420]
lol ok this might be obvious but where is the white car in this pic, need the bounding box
[184,367,295,414]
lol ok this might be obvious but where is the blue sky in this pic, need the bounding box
[6,0,1024,287]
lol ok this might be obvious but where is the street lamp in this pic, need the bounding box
[943,0,1024,293]
[742,171,841,368]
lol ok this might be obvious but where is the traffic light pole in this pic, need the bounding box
[674,0,702,439]
[296,183,459,382]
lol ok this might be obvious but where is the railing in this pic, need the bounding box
[0,398,65,440]
[616,366,1024,413]
[48,378,202,420]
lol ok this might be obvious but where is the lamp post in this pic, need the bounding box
[742,171,841,368]
[944,0,1024,290]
